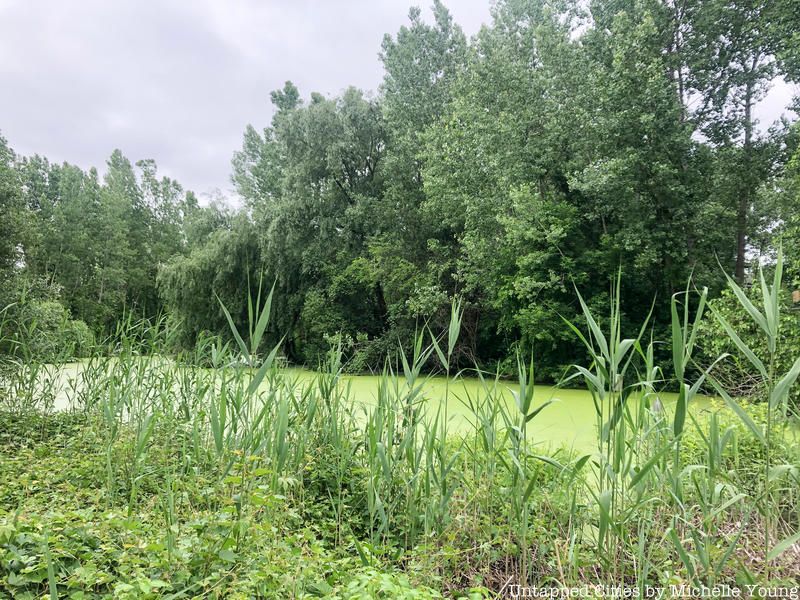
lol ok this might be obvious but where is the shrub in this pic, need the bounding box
[2,299,95,361]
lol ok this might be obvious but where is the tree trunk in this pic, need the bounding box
[734,70,756,283]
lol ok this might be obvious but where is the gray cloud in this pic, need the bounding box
[0,0,491,198]
[0,0,794,200]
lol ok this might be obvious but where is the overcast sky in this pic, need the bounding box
[0,0,796,201]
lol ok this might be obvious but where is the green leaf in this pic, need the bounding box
[43,530,58,600]
[768,464,798,482]
[575,287,609,360]
[759,268,777,348]
[598,490,611,548]
[709,493,746,519]
[134,413,155,461]
[668,527,697,584]
[770,357,800,411]
[523,476,538,504]
[571,454,591,474]
[217,294,250,361]
[251,279,275,356]
[712,311,768,379]
[709,378,765,445]
[525,399,555,423]
[722,271,769,337]
[218,549,237,562]
[532,454,565,471]
[447,296,463,359]
[673,384,687,437]
[686,287,708,357]
[630,442,672,487]
[352,535,371,567]
[671,294,684,380]
[246,337,285,396]
[768,530,800,561]
[429,331,448,372]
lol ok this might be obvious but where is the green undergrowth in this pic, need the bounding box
[0,410,574,599]
[1,404,798,598]
[0,412,452,599]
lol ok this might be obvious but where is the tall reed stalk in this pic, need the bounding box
[709,249,800,575]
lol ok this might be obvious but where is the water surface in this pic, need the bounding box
[44,362,708,453]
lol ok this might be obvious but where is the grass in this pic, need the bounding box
[0,262,798,597]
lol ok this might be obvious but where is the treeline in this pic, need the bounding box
[2,0,800,377]
[0,143,229,356]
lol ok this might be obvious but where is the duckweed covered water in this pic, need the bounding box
[49,362,707,452]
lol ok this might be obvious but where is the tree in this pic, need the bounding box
[157,212,259,350]
[680,0,780,281]
[231,83,388,363]
[15,148,199,332]
[0,134,26,301]
[5,0,797,376]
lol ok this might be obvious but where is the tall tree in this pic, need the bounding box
[378,0,467,269]
[681,0,779,281]
[231,84,386,362]
[0,134,26,303]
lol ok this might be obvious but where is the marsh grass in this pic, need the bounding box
[0,268,799,597]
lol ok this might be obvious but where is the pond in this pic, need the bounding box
[45,362,705,453]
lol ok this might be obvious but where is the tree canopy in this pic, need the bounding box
[1,0,798,376]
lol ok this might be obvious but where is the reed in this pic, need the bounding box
[1,263,798,595]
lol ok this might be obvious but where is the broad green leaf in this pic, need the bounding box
[218,549,237,562]
[598,490,611,548]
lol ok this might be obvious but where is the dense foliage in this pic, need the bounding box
[0,137,226,348]
[1,261,798,596]
[2,0,799,382]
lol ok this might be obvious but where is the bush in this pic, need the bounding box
[681,398,800,484]
[61,318,95,358]
[1,299,95,361]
